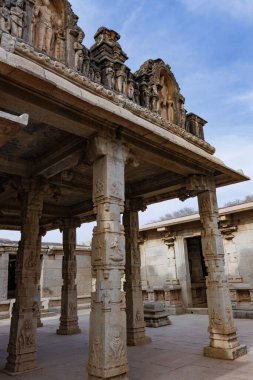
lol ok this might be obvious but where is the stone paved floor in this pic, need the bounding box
[1,311,253,379]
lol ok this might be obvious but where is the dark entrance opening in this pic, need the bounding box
[8,255,17,299]
[186,236,207,307]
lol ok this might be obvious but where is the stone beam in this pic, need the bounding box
[127,134,212,175]
[0,154,28,176]
[50,171,92,193]
[33,138,85,178]
[0,111,28,148]
[127,172,184,198]
[0,78,98,138]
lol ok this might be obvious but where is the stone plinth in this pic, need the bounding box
[144,302,171,327]
[164,283,184,315]
[204,345,247,360]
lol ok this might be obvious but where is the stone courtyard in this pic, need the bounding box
[1,311,253,380]
[0,0,251,378]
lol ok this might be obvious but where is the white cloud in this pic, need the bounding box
[120,0,145,36]
[230,90,253,113]
[180,0,253,22]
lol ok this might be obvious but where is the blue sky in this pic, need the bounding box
[1,0,253,244]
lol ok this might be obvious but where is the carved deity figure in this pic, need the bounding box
[103,62,114,90]
[33,0,55,53]
[74,30,84,72]
[160,74,175,122]
[0,2,11,32]
[54,18,65,62]
[179,100,186,128]
[115,65,127,94]
[18,319,34,349]
[82,47,90,76]
[150,84,159,112]
[168,99,174,122]
[134,83,140,105]
[127,80,134,100]
[140,82,150,108]
[94,70,101,84]
[89,66,95,81]
[10,0,25,38]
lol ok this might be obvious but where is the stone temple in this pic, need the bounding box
[0,0,249,378]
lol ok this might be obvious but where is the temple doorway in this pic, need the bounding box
[7,255,16,299]
[186,236,207,307]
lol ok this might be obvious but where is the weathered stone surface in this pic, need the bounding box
[57,218,81,335]
[5,179,44,373]
[0,1,250,378]
[198,176,247,360]
[87,135,129,378]
[144,301,171,327]
[123,203,151,346]
[0,111,28,147]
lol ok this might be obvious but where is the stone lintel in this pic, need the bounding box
[0,111,28,148]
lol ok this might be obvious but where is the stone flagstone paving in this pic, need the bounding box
[1,311,253,380]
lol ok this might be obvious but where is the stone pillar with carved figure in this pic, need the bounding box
[198,175,247,360]
[57,218,81,335]
[87,134,129,379]
[123,199,151,346]
[5,179,44,374]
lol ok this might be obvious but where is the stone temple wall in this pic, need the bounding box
[139,203,253,317]
[0,244,91,318]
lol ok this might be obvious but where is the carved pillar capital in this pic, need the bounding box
[161,232,176,248]
[219,215,237,240]
[59,217,81,232]
[178,174,211,201]
[125,198,147,212]
[87,133,130,162]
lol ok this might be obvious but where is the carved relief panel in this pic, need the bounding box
[32,0,65,59]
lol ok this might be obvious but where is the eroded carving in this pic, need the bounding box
[18,319,35,349]
[10,0,25,38]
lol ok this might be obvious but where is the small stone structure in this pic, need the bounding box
[144,301,171,327]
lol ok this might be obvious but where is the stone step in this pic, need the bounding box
[41,311,58,318]
[186,307,208,315]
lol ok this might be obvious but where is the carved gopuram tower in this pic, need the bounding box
[0,0,248,378]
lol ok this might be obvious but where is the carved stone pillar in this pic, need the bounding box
[5,180,44,374]
[35,231,44,328]
[162,234,184,315]
[57,218,81,336]
[162,234,178,282]
[123,199,151,346]
[87,135,128,379]
[198,176,246,360]
[220,216,241,283]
